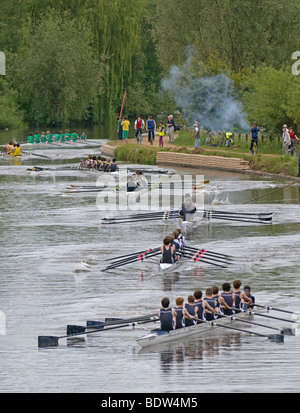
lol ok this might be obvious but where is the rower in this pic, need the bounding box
[80,132,87,140]
[174,297,194,329]
[110,158,117,172]
[84,155,93,168]
[160,236,175,264]
[179,196,197,221]
[184,295,197,327]
[103,158,112,172]
[176,228,186,247]
[193,290,215,323]
[27,133,35,144]
[71,130,78,142]
[40,132,47,143]
[203,288,217,321]
[158,297,176,331]
[233,279,252,312]
[13,143,21,157]
[220,282,236,315]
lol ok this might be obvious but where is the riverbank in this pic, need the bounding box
[101,135,300,181]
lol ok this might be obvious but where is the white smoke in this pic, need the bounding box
[162,49,249,132]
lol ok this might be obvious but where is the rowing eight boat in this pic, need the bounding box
[137,309,266,348]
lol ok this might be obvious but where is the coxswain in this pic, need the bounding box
[243,285,255,310]
[160,236,175,264]
[158,297,176,331]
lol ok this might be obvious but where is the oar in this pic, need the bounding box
[206,209,273,217]
[103,250,162,271]
[67,313,158,335]
[22,150,51,159]
[176,251,229,268]
[205,213,272,222]
[252,304,300,317]
[204,214,272,225]
[105,247,161,262]
[195,318,284,342]
[243,181,299,204]
[101,216,172,225]
[217,310,295,335]
[183,246,235,260]
[38,317,159,347]
[228,307,299,328]
[180,250,232,265]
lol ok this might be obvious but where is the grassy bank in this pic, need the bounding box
[112,130,299,178]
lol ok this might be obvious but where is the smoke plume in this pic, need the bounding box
[161,50,249,132]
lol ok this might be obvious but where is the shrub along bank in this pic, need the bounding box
[112,136,299,178]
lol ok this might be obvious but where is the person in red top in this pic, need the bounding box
[134,116,145,143]
[289,127,299,157]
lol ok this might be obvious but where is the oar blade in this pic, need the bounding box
[268,334,284,343]
[66,325,86,335]
[280,327,297,336]
[86,320,106,329]
[38,335,59,347]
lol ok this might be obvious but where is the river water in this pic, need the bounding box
[1,133,300,394]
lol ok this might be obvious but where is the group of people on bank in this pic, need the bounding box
[117,114,180,146]
[159,280,255,331]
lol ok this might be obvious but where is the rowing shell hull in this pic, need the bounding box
[159,258,186,275]
[137,310,262,348]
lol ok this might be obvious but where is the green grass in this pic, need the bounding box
[113,131,300,178]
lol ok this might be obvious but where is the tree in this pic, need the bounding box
[13,9,104,125]
[242,65,300,134]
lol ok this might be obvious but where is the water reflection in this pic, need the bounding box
[140,333,244,370]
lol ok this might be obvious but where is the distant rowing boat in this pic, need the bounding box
[137,308,266,348]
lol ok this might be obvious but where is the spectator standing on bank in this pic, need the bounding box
[146,116,156,144]
[121,116,130,144]
[298,150,300,177]
[288,127,299,157]
[282,124,291,154]
[249,122,260,154]
[134,115,145,144]
[167,115,175,143]
[157,121,165,147]
[117,117,123,140]
[193,122,200,149]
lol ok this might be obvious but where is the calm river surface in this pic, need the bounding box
[1,133,300,393]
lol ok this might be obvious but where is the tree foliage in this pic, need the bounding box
[12,9,103,125]
[1,0,300,132]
